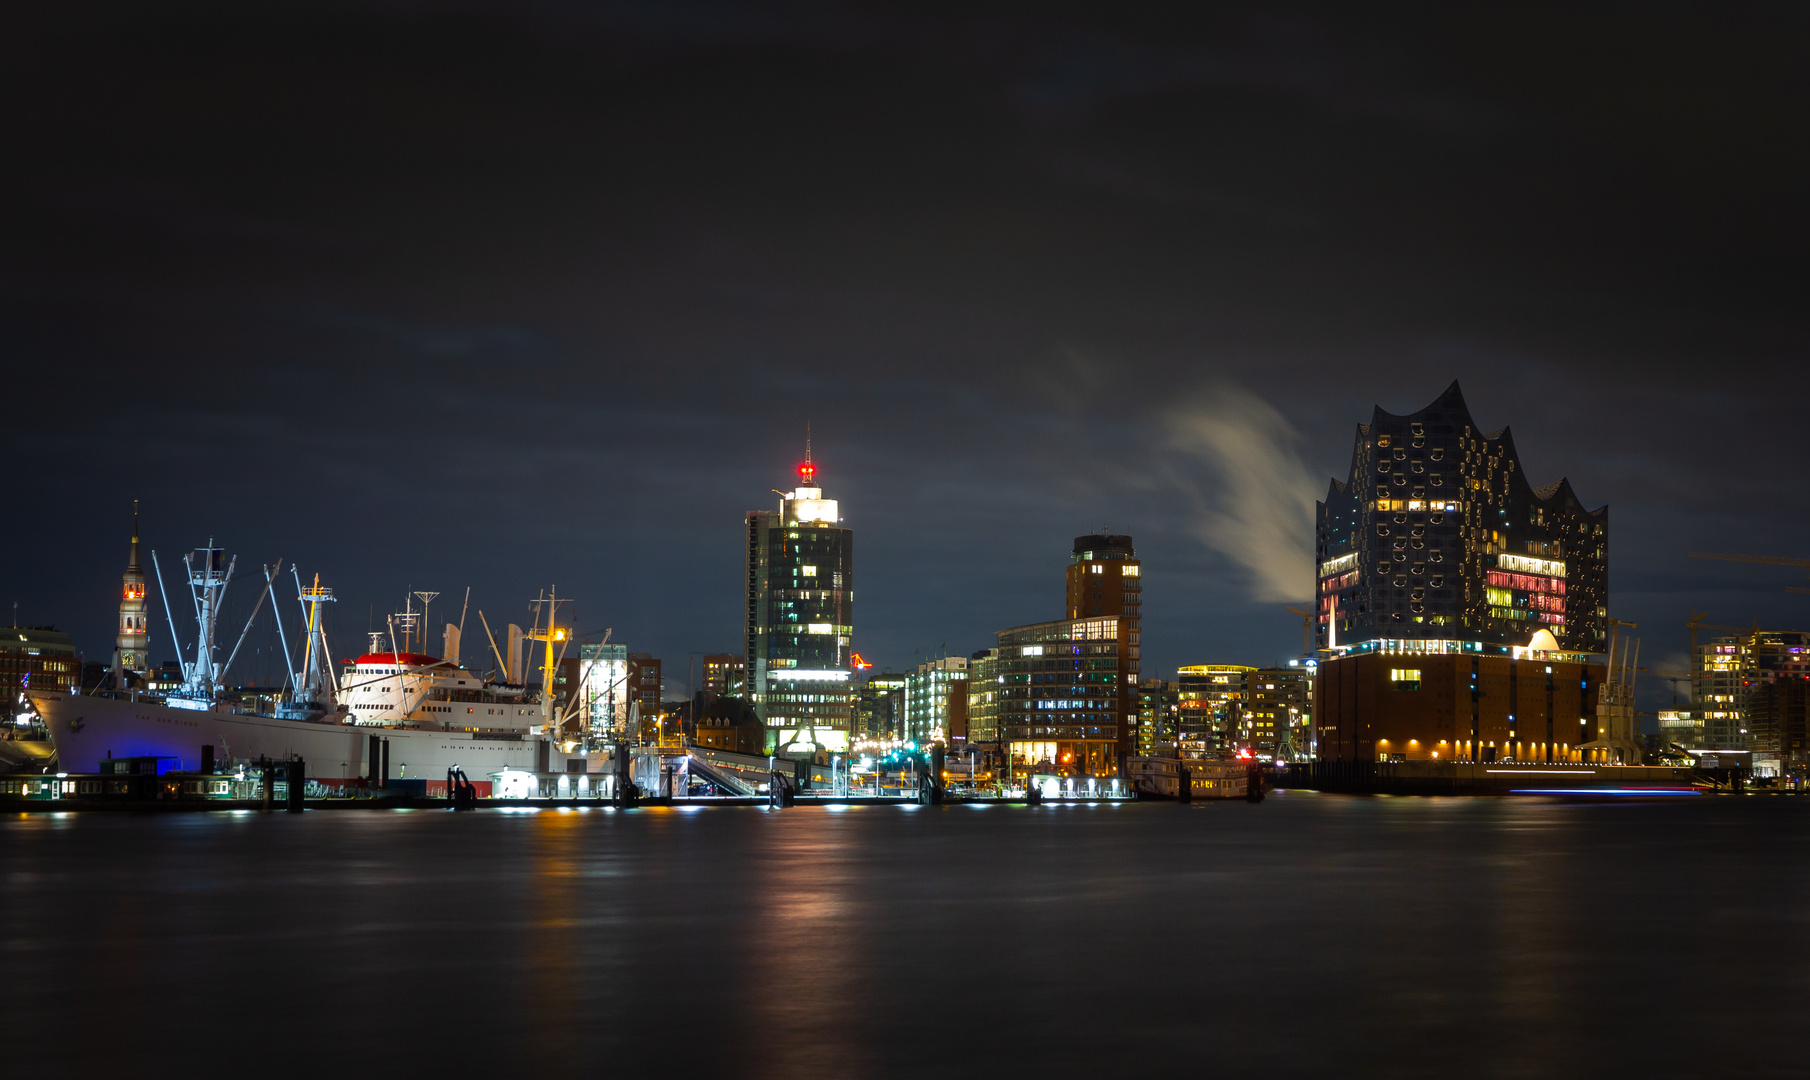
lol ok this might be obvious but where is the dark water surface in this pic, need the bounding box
[5,794,1808,1077]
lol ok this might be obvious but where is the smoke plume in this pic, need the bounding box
[1165,385,1319,603]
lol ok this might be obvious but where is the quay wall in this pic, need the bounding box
[1274,759,1699,795]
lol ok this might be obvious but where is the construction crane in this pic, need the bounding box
[1698,620,1757,641]
[1688,551,1810,594]
[1636,667,1693,709]
[1686,609,1710,666]
[1284,605,1313,657]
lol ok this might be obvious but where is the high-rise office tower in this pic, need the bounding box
[116,503,148,677]
[994,534,1143,777]
[1067,533,1141,622]
[745,450,854,753]
[1068,533,1141,761]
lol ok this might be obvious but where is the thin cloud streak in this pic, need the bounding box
[1166,385,1319,604]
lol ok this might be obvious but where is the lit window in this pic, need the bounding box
[801,565,817,577]
[1123,565,1140,577]
[1091,564,1103,574]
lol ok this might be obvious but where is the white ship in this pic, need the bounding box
[32,541,575,795]
[1125,755,1252,799]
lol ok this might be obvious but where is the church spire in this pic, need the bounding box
[117,502,148,675]
[127,499,141,573]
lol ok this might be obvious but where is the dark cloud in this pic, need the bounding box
[3,1,1805,702]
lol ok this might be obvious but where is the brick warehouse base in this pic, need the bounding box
[1315,650,1608,763]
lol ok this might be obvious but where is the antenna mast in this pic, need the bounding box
[414,591,440,656]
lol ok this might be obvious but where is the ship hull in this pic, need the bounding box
[30,692,549,783]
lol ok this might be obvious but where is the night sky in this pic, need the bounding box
[4,3,1805,707]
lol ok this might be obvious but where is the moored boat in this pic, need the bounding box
[32,539,572,795]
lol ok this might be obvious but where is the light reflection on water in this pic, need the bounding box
[2,797,1807,1077]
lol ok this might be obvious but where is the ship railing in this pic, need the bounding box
[80,689,164,704]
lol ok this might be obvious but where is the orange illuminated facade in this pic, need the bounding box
[1316,650,1605,762]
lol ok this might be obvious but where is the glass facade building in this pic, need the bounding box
[991,533,1143,776]
[1315,381,1608,657]
[579,642,628,741]
[905,657,968,746]
[1313,385,1615,764]
[966,649,1000,746]
[995,616,1126,777]
[746,459,855,753]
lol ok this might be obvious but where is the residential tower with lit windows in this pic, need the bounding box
[745,454,855,753]
[1175,665,1252,756]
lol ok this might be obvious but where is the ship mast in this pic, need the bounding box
[151,539,237,709]
[528,587,571,741]
[294,571,338,710]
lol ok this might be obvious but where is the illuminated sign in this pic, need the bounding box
[786,495,839,525]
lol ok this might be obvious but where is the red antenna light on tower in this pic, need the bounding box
[798,420,816,486]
